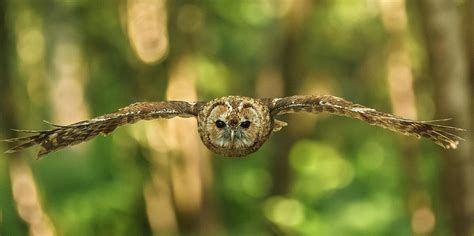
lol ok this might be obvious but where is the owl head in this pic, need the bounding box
[197,96,273,157]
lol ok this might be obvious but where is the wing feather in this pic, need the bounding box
[268,95,464,149]
[2,101,201,158]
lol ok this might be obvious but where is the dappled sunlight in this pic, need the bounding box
[14,9,44,67]
[14,8,47,109]
[166,57,207,217]
[331,0,379,27]
[49,37,90,158]
[386,51,417,119]
[356,141,386,171]
[380,1,439,235]
[381,0,416,119]
[144,174,178,234]
[239,168,272,199]
[195,56,231,98]
[127,0,169,64]
[139,56,214,234]
[1,0,470,235]
[10,160,56,236]
[263,196,305,228]
[222,166,272,202]
[239,0,292,26]
[411,206,435,234]
[50,41,89,124]
[408,191,436,234]
[132,120,180,234]
[17,28,44,66]
[379,0,407,32]
[289,140,354,199]
[213,0,292,27]
[337,194,402,233]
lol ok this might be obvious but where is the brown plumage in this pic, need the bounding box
[2,101,199,157]
[2,95,464,158]
[268,95,464,149]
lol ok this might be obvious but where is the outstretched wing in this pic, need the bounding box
[267,95,464,149]
[2,101,203,158]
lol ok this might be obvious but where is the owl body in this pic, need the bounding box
[2,95,463,158]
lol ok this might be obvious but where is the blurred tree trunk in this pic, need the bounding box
[0,0,26,235]
[380,1,437,234]
[418,0,473,235]
[261,1,316,231]
[270,0,313,196]
[466,0,474,232]
[1,2,55,236]
[467,0,474,155]
[0,0,16,134]
[163,1,222,235]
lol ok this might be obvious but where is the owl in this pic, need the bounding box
[2,95,464,158]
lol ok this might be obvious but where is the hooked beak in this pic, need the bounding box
[230,130,235,142]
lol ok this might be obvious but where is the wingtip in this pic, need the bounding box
[421,118,453,123]
[438,139,460,150]
[448,141,459,149]
[4,149,17,154]
[1,138,16,143]
[42,120,68,128]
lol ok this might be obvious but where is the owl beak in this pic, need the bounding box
[230,130,235,142]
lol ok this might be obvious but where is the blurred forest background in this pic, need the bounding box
[0,0,472,235]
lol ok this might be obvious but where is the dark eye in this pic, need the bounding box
[240,121,251,129]
[215,120,226,128]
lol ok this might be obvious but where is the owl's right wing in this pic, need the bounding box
[2,101,205,158]
[266,95,464,149]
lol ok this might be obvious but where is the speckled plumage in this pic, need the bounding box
[197,96,272,157]
[2,95,464,158]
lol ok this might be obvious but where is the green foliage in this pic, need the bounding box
[0,0,454,235]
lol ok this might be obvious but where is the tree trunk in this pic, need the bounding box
[0,0,16,134]
[269,0,313,196]
[467,0,474,161]
[418,0,473,235]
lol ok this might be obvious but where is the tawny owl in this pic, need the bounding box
[2,95,464,158]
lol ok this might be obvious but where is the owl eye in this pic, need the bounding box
[240,121,251,129]
[215,120,226,128]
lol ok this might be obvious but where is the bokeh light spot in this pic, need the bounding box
[264,196,305,227]
[241,168,272,198]
[17,28,45,65]
[411,206,435,234]
[357,141,386,170]
[195,57,230,97]
[290,140,354,198]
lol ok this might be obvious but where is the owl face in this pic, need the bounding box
[197,96,272,157]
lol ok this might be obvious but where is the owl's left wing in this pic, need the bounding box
[266,95,464,149]
[2,101,204,158]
